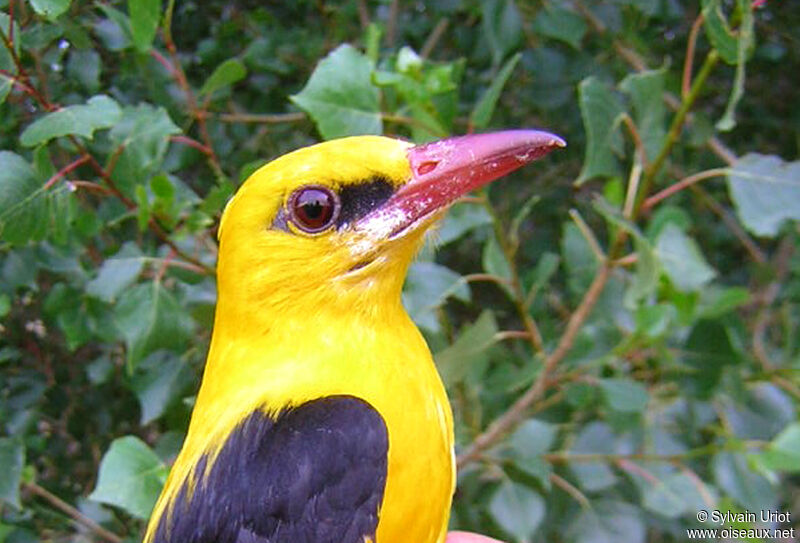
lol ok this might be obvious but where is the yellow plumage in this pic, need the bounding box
[144,130,563,543]
[146,137,453,543]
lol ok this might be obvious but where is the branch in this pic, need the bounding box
[643,167,729,210]
[457,263,611,468]
[23,482,123,543]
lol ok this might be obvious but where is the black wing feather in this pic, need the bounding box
[152,395,389,543]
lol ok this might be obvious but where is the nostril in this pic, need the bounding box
[416,161,438,176]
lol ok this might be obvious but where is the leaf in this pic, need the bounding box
[481,0,523,67]
[86,242,145,303]
[489,480,545,542]
[756,423,800,473]
[114,281,194,370]
[655,224,716,291]
[0,438,24,509]
[682,319,740,398]
[642,472,714,518]
[570,422,618,491]
[402,261,470,333]
[568,500,646,543]
[531,5,587,49]
[727,153,800,237]
[128,0,161,53]
[436,202,491,245]
[713,452,777,512]
[701,0,754,65]
[89,436,167,519]
[29,0,71,20]
[506,419,557,487]
[199,58,247,97]
[20,95,122,147]
[599,378,649,413]
[290,44,381,139]
[482,235,512,288]
[576,76,625,184]
[561,222,598,296]
[620,68,667,163]
[435,310,498,386]
[108,103,181,196]
[470,52,521,129]
[67,49,102,93]
[130,351,193,424]
[0,152,75,245]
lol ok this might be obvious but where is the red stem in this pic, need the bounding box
[43,155,91,190]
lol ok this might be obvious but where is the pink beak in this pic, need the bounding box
[356,130,566,238]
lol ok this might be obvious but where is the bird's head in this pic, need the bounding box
[215,131,564,325]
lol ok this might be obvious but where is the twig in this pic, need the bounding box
[386,0,399,47]
[550,473,591,509]
[643,167,729,210]
[457,263,611,468]
[494,330,532,342]
[421,18,450,59]
[692,186,766,263]
[43,155,91,190]
[216,111,306,124]
[633,49,720,216]
[23,482,123,543]
[752,238,794,368]
[568,209,605,262]
[682,14,706,99]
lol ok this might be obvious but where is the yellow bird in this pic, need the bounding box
[144,130,564,543]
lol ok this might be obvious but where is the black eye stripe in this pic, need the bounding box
[271,177,396,235]
[336,177,395,228]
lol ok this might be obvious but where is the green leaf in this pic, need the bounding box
[727,153,800,237]
[435,310,498,386]
[108,103,181,196]
[29,0,71,20]
[570,422,618,491]
[89,436,167,519]
[481,0,523,67]
[130,351,192,424]
[568,500,646,543]
[713,452,776,512]
[482,235,512,288]
[199,58,247,97]
[128,0,161,52]
[599,378,649,413]
[470,52,521,129]
[531,5,587,49]
[290,44,381,139]
[436,203,491,245]
[756,423,800,472]
[506,419,557,486]
[702,0,754,65]
[561,222,598,296]
[67,49,102,93]
[634,303,676,338]
[489,480,545,542]
[620,68,666,163]
[403,262,470,333]
[114,281,194,370]
[86,243,145,303]
[20,95,122,147]
[0,152,75,245]
[682,319,740,398]
[655,224,716,291]
[576,76,624,184]
[0,438,24,509]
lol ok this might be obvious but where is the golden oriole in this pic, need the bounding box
[144,130,564,543]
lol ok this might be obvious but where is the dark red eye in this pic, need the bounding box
[288,186,339,233]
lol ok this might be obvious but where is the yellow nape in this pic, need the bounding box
[145,136,454,543]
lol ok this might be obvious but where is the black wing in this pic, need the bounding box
[151,395,389,543]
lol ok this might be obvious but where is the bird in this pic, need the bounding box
[143,129,565,543]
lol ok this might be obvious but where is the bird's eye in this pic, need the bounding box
[288,186,339,234]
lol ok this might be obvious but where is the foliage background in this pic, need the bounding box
[1,0,798,542]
